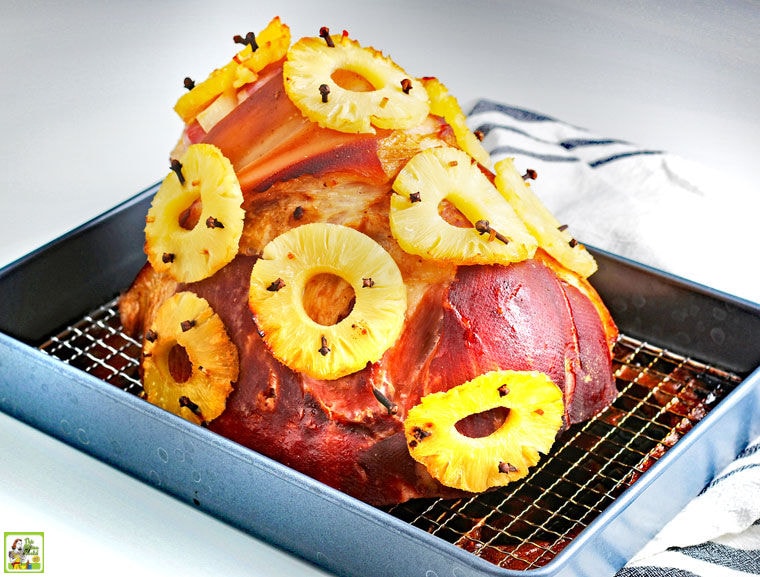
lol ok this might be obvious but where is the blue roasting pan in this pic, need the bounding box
[1,183,759,577]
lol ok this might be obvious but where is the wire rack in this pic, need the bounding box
[39,297,743,571]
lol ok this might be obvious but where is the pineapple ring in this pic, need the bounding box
[283,33,429,134]
[390,145,538,265]
[174,16,291,124]
[494,157,598,278]
[422,77,492,169]
[248,223,407,380]
[404,370,564,493]
[142,291,238,426]
[145,143,245,283]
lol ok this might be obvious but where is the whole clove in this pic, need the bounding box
[179,395,208,426]
[474,219,510,245]
[319,83,331,103]
[319,26,335,47]
[499,462,519,474]
[372,387,398,415]
[206,216,225,229]
[233,31,258,50]
[170,158,185,185]
[267,278,286,292]
[318,335,330,356]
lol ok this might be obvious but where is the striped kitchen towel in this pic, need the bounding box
[466,99,758,305]
[616,436,760,576]
[466,99,760,576]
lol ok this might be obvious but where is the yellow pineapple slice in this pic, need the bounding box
[494,157,598,277]
[248,223,407,380]
[390,145,537,265]
[283,31,429,133]
[142,291,238,426]
[422,76,491,169]
[145,143,244,283]
[235,16,292,74]
[405,370,563,493]
[174,17,291,124]
[174,61,240,125]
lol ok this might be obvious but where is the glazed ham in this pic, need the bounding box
[120,22,618,506]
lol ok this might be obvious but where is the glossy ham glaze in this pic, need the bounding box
[121,60,618,505]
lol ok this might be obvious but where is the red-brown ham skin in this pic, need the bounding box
[149,253,618,505]
[120,60,618,506]
[122,239,617,507]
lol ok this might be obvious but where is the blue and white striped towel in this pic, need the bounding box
[617,438,760,576]
[466,100,758,306]
[466,99,760,576]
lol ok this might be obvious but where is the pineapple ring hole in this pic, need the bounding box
[302,272,356,325]
[438,198,472,228]
[455,406,510,438]
[168,343,193,383]
[330,68,376,92]
[178,198,203,230]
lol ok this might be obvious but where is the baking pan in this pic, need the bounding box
[1,183,759,577]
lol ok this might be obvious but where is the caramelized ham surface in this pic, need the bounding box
[121,172,617,505]
[120,54,618,506]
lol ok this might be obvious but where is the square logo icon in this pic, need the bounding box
[4,533,44,573]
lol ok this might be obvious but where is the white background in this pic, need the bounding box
[1,1,758,575]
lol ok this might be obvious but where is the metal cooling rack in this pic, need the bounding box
[40,298,144,396]
[39,297,743,571]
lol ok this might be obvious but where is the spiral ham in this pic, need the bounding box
[120,58,618,506]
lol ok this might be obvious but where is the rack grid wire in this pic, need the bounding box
[39,297,742,570]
